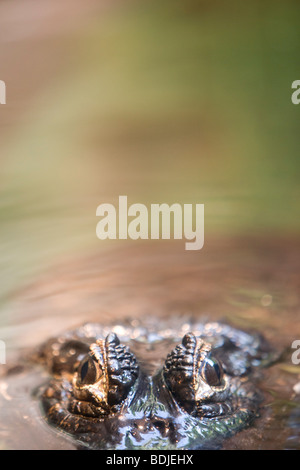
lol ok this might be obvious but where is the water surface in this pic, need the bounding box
[0,237,299,450]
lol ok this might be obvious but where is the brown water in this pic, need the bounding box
[0,236,299,450]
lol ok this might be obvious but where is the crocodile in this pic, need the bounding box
[35,320,276,449]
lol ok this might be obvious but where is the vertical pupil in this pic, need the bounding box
[214,363,221,382]
[80,360,89,382]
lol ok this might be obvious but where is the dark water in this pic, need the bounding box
[0,237,300,450]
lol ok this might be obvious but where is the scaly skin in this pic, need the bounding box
[37,320,276,449]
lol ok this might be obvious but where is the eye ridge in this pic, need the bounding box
[162,333,229,416]
[69,334,140,417]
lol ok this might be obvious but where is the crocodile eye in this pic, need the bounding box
[78,356,102,385]
[201,356,223,386]
[71,334,139,416]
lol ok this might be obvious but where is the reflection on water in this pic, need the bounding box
[0,237,299,449]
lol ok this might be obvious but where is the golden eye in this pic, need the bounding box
[201,356,223,387]
[78,356,102,385]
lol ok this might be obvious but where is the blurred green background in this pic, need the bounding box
[0,0,299,313]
